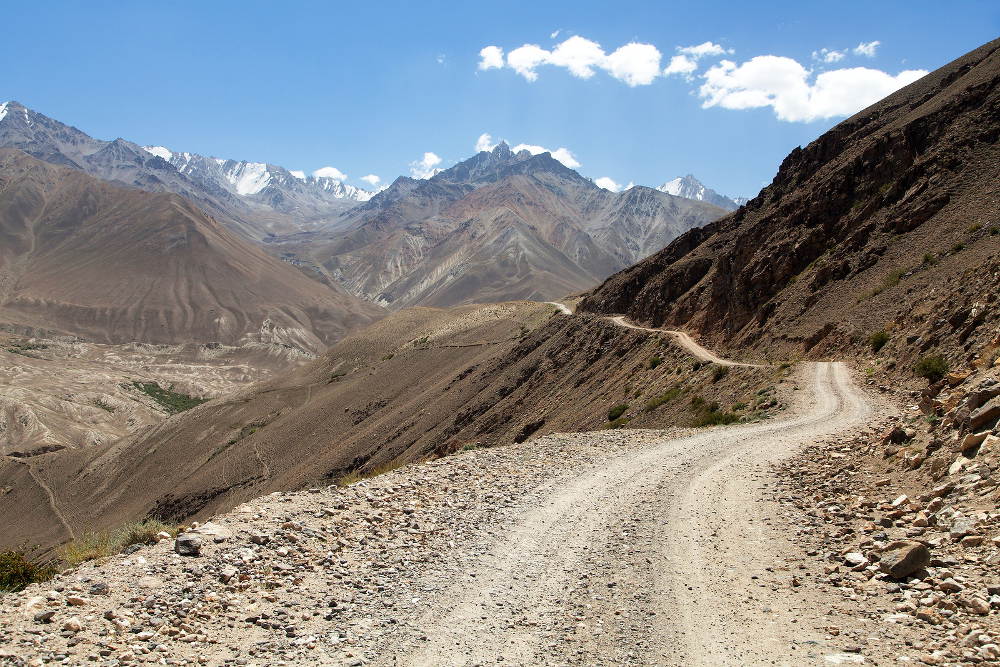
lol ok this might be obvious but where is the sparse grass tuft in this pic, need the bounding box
[967,223,982,233]
[0,548,57,593]
[644,387,684,412]
[711,365,729,382]
[950,242,966,253]
[647,356,662,369]
[61,520,179,566]
[922,252,939,266]
[336,459,408,487]
[607,404,629,421]
[869,330,890,353]
[884,268,906,288]
[914,355,949,383]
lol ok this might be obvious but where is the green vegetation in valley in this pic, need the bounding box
[689,396,741,427]
[128,381,208,414]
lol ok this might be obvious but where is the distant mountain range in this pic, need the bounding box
[0,101,735,310]
[267,142,727,309]
[657,174,748,211]
[0,101,372,239]
[0,148,383,350]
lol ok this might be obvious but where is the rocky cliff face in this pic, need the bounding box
[582,38,1000,370]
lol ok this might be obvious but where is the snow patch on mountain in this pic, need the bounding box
[223,161,272,195]
[0,102,7,123]
[656,174,744,211]
[143,146,173,161]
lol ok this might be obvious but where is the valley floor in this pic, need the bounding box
[1,361,912,666]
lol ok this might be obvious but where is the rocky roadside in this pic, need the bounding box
[0,428,687,666]
[773,368,1000,665]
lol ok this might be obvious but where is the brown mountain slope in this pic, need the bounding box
[0,303,782,551]
[581,38,1000,370]
[0,149,384,351]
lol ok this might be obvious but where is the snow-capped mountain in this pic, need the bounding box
[0,100,372,238]
[142,146,373,203]
[657,174,745,211]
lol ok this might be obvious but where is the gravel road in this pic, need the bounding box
[391,361,873,665]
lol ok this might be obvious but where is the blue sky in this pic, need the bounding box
[3,1,998,197]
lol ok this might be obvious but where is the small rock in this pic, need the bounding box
[34,610,56,624]
[174,533,203,556]
[62,616,82,632]
[65,595,88,606]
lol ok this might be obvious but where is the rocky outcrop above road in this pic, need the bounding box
[581,38,1000,369]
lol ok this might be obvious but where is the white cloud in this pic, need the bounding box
[360,174,381,187]
[550,29,561,39]
[478,45,505,70]
[486,35,661,87]
[313,166,347,181]
[678,41,731,58]
[604,42,662,86]
[594,176,622,192]
[511,143,581,169]
[436,54,446,65]
[853,40,881,57]
[664,41,732,79]
[475,133,496,152]
[289,170,305,180]
[663,54,697,77]
[548,36,607,79]
[506,44,550,81]
[410,152,443,179]
[699,55,927,122]
[812,48,846,63]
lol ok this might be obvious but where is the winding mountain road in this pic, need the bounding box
[547,301,762,367]
[394,361,871,666]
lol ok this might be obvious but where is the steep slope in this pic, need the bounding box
[583,38,1000,370]
[0,301,781,551]
[0,149,383,351]
[270,143,725,308]
[0,102,371,238]
[657,174,744,211]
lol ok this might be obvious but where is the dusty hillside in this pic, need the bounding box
[269,143,724,309]
[0,149,384,352]
[581,38,1000,376]
[0,302,785,552]
[0,333,314,454]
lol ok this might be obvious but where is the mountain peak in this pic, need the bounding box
[657,175,741,211]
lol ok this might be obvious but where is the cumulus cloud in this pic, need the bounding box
[360,174,381,187]
[485,35,662,87]
[289,170,306,180]
[594,176,622,192]
[812,48,846,63]
[853,40,881,57]
[410,152,443,179]
[663,41,732,79]
[678,41,731,58]
[478,45,505,70]
[511,143,580,168]
[699,55,927,122]
[475,133,496,152]
[313,166,347,181]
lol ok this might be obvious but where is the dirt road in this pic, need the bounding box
[393,361,872,665]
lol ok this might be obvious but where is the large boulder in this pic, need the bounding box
[969,396,1000,430]
[879,540,930,578]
